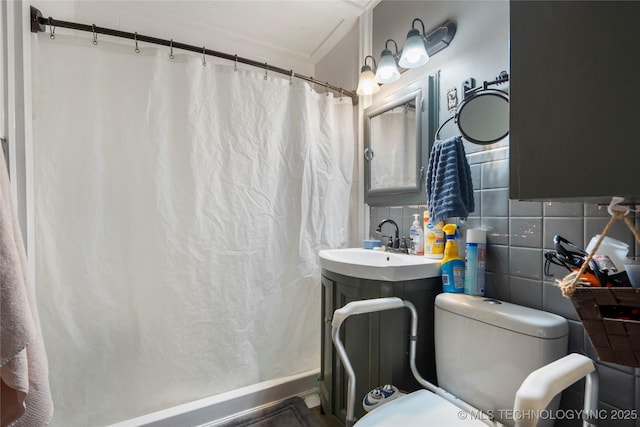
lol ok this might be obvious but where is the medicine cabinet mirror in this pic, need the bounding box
[364,73,438,206]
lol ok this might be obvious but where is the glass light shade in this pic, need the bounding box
[356,65,380,96]
[398,29,429,69]
[374,50,400,84]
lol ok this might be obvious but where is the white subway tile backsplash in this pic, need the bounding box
[486,244,509,275]
[509,247,543,279]
[466,145,508,165]
[481,217,509,245]
[584,203,611,217]
[509,276,542,309]
[510,217,543,248]
[470,190,481,217]
[481,189,509,217]
[481,159,509,189]
[544,201,584,217]
[510,199,543,217]
[543,218,584,250]
[470,164,482,192]
[542,282,579,321]
[485,272,510,301]
[596,364,636,408]
[460,217,481,230]
[567,320,585,355]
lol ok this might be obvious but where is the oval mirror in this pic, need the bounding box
[456,90,509,144]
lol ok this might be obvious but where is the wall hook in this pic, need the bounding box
[169,39,174,59]
[48,17,55,39]
[134,32,140,53]
[92,24,98,45]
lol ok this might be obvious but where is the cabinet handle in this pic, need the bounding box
[363,148,374,161]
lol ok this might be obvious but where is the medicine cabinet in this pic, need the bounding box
[509,1,640,203]
[364,73,439,206]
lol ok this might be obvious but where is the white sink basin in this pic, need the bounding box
[319,248,441,281]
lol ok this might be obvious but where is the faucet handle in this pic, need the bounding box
[380,235,393,247]
[399,236,408,252]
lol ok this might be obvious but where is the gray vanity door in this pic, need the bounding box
[509,1,640,202]
[319,270,440,426]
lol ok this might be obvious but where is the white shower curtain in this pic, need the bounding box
[31,34,353,427]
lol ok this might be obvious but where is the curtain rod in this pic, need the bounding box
[29,6,358,105]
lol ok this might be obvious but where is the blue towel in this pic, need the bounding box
[426,135,475,223]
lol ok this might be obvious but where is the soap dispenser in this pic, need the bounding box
[409,214,424,255]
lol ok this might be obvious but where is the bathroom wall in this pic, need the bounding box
[317,1,640,426]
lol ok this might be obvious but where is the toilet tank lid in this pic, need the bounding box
[435,294,568,339]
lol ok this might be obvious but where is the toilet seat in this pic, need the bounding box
[355,389,490,427]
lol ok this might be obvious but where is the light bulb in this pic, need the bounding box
[398,29,429,69]
[356,67,380,96]
[374,49,400,84]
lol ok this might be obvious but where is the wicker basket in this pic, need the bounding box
[570,287,640,367]
[557,210,640,367]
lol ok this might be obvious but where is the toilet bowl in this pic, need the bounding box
[331,294,598,427]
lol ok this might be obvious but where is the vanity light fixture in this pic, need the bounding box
[356,55,380,96]
[374,39,401,84]
[356,20,456,97]
[398,18,430,68]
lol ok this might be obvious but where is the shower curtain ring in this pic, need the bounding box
[289,70,294,86]
[169,39,174,59]
[202,46,207,66]
[92,24,98,45]
[234,55,238,72]
[264,63,268,80]
[48,17,55,39]
[134,32,140,53]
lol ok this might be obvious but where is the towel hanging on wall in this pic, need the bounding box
[426,135,475,223]
[0,148,53,427]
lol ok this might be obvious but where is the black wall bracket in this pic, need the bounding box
[30,6,46,33]
[463,71,509,99]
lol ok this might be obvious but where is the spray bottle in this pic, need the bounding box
[441,224,465,293]
[409,214,424,255]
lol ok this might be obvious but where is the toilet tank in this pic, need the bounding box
[434,294,568,427]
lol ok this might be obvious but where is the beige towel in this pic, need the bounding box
[0,148,53,426]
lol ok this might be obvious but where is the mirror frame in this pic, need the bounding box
[365,88,422,195]
[457,89,510,145]
[364,72,439,206]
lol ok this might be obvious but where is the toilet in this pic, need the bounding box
[331,293,597,427]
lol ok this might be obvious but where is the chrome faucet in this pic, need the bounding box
[375,219,399,249]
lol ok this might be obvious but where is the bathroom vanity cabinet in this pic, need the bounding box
[509,1,640,202]
[319,269,441,426]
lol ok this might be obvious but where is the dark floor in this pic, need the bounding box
[310,405,333,427]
